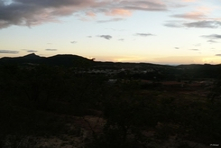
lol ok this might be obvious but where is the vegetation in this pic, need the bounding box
[0,54,221,147]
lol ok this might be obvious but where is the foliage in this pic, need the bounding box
[0,64,221,147]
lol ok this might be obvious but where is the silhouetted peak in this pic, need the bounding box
[23,53,41,59]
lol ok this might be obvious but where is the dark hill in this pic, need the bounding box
[46,54,93,67]
[22,53,42,60]
[0,53,93,67]
[0,53,45,65]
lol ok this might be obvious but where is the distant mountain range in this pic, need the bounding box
[1,53,221,70]
[0,53,176,69]
[0,53,94,67]
[1,53,221,79]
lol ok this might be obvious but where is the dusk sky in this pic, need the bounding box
[1,0,221,64]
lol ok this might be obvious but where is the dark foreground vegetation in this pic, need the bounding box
[0,54,221,147]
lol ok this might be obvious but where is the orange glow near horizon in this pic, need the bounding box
[92,55,221,65]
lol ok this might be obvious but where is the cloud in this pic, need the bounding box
[85,11,96,17]
[120,1,167,11]
[171,6,212,20]
[165,20,221,28]
[22,49,38,52]
[184,21,221,28]
[164,21,184,28]
[0,50,19,54]
[26,50,38,52]
[215,54,221,56]
[98,35,112,40]
[0,0,98,28]
[175,47,179,49]
[168,6,220,29]
[171,12,205,20]
[118,39,124,41]
[105,9,132,16]
[0,0,169,29]
[97,18,125,23]
[87,36,92,38]
[201,34,221,39]
[135,33,154,37]
[189,49,199,51]
[207,40,218,43]
[45,49,57,51]
[71,41,77,44]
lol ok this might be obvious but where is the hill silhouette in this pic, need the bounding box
[22,53,42,60]
[1,53,221,79]
[46,54,93,67]
[0,53,93,67]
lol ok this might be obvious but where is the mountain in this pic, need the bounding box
[22,53,42,60]
[0,53,45,65]
[0,53,94,67]
[46,54,93,67]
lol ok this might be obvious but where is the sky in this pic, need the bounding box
[0,0,221,65]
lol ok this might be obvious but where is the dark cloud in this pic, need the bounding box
[120,1,167,11]
[97,18,124,23]
[201,34,221,39]
[71,41,77,44]
[0,50,19,54]
[165,20,221,29]
[45,49,57,51]
[136,33,154,37]
[0,0,98,28]
[175,47,179,49]
[98,35,112,40]
[164,20,184,28]
[97,0,167,14]
[215,54,221,56]
[0,0,168,29]
[26,50,38,52]
[184,21,221,28]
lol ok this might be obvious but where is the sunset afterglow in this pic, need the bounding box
[0,0,221,64]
